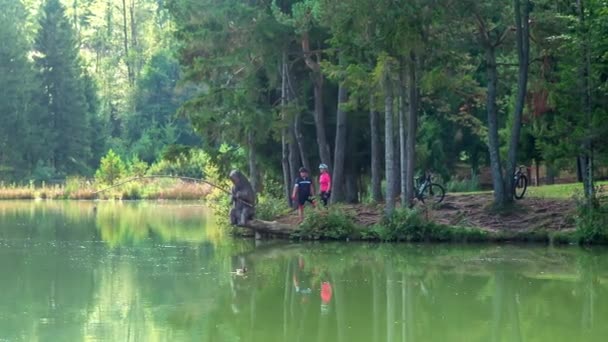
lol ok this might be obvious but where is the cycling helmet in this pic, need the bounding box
[299,167,308,173]
[319,163,328,169]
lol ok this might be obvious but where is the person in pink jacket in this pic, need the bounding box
[318,164,331,206]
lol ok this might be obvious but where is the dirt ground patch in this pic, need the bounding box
[275,193,576,232]
[431,193,576,232]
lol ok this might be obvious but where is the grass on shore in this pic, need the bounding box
[525,181,608,199]
[452,181,608,199]
[0,179,213,201]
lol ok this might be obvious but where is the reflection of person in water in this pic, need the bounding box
[320,279,333,314]
[293,256,312,301]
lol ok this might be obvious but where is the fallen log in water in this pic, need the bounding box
[241,219,297,237]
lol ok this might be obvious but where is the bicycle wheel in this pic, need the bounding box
[513,174,528,200]
[421,183,445,204]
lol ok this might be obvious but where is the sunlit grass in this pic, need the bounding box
[454,181,608,199]
[0,187,36,200]
[525,181,608,199]
[0,179,213,200]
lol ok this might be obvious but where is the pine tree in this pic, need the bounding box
[34,0,92,176]
[83,71,106,169]
[0,0,38,181]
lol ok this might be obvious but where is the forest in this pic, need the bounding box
[0,0,607,211]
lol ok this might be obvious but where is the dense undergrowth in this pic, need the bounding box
[271,203,603,245]
[572,194,608,244]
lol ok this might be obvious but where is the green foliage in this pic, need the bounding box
[0,0,38,182]
[446,175,481,193]
[205,191,233,230]
[65,176,85,197]
[295,207,358,240]
[256,195,290,221]
[147,148,208,179]
[260,174,285,199]
[127,157,149,177]
[34,0,94,176]
[121,182,143,200]
[370,208,489,242]
[95,149,126,185]
[31,161,58,183]
[574,196,608,244]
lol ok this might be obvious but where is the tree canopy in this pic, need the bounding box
[0,0,606,209]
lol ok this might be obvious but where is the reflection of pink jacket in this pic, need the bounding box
[319,173,331,192]
[321,282,333,303]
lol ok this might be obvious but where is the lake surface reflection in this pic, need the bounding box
[0,201,606,341]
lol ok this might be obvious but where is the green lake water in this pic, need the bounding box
[0,201,607,342]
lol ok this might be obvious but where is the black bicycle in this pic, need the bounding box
[415,173,445,204]
[513,165,528,200]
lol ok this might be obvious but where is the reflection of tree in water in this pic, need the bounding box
[2,202,608,341]
[0,248,100,340]
[94,202,214,247]
[193,244,608,342]
[0,201,249,340]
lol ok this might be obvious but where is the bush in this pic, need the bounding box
[295,207,357,240]
[446,174,480,193]
[38,184,65,200]
[148,149,208,179]
[370,208,488,242]
[128,156,149,177]
[65,176,86,198]
[256,195,290,221]
[31,161,58,183]
[370,208,428,241]
[95,149,126,185]
[574,196,608,244]
[206,191,232,229]
[121,182,143,200]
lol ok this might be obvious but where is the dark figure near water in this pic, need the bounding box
[229,170,256,226]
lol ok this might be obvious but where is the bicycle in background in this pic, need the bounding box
[513,165,528,200]
[415,172,445,204]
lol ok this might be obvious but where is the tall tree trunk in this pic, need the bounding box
[534,159,540,186]
[384,73,396,215]
[285,61,302,183]
[301,32,332,170]
[580,155,593,199]
[288,124,300,187]
[577,0,594,202]
[547,162,556,185]
[405,53,418,205]
[398,67,407,205]
[393,128,401,199]
[505,0,531,203]
[281,130,291,204]
[129,0,139,80]
[345,156,359,203]
[121,0,133,85]
[332,80,348,204]
[485,45,506,206]
[576,157,583,182]
[294,112,310,172]
[281,52,292,206]
[345,171,359,203]
[247,131,258,194]
[370,95,383,202]
[313,78,332,170]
